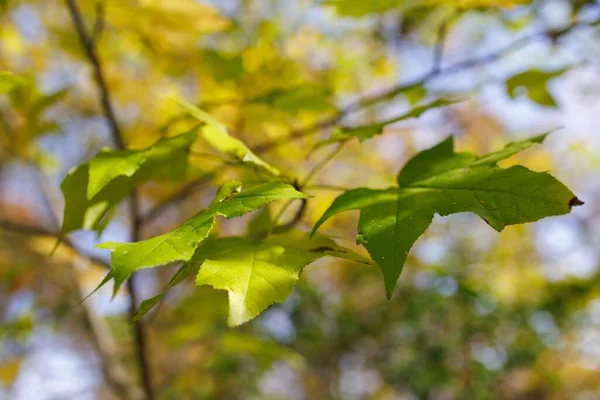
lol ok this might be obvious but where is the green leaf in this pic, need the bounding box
[195,231,372,326]
[98,181,307,293]
[324,0,398,17]
[250,85,335,114]
[219,332,304,369]
[0,71,26,94]
[506,69,566,107]
[174,98,281,177]
[59,130,197,239]
[314,99,456,149]
[312,134,583,298]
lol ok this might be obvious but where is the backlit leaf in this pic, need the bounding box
[59,130,197,239]
[98,181,307,293]
[195,231,372,326]
[174,98,281,177]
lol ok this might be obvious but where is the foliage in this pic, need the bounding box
[312,134,581,296]
[506,69,566,107]
[195,231,370,326]
[98,180,307,293]
[59,130,197,239]
[1,0,598,398]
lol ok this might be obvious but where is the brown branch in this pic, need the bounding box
[0,220,144,399]
[75,269,145,400]
[271,198,307,234]
[90,1,105,46]
[65,1,154,398]
[65,0,124,149]
[0,220,110,269]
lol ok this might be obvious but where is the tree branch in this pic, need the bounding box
[252,28,554,154]
[65,1,154,398]
[0,220,110,269]
[0,219,146,399]
[432,12,459,74]
[272,143,345,233]
[139,173,215,226]
[65,0,124,149]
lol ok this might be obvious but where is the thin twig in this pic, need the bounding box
[65,0,123,149]
[65,1,154,398]
[0,220,110,269]
[300,143,345,189]
[91,1,105,46]
[432,12,459,74]
[139,173,215,225]
[272,143,346,233]
[251,28,555,154]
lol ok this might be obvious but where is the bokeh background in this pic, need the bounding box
[1,0,600,399]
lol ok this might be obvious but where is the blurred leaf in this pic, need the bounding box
[506,69,567,107]
[0,71,25,94]
[195,230,371,326]
[175,98,281,177]
[312,134,582,297]
[0,314,34,342]
[0,358,21,384]
[246,206,273,237]
[59,130,197,239]
[98,181,307,293]
[250,85,335,114]
[325,0,530,17]
[218,332,304,369]
[314,99,456,149]
[201,49,245,81]
[324,0,399,17]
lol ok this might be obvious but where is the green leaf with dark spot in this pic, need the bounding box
[312,134,582,298]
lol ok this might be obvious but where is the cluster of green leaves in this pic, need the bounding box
[59,100,581,326]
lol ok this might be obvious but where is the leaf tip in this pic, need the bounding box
[385,288,393,301]
[568,197,584,209]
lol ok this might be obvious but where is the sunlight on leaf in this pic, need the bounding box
[174,98,281,177]
[98,181,307,293]
[194,231,372,326]
[59,130,197,241]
